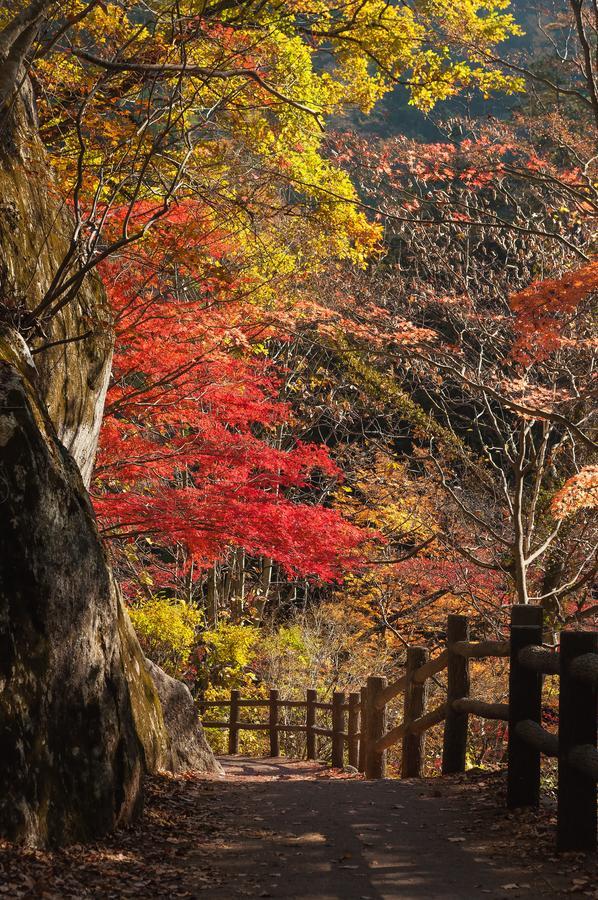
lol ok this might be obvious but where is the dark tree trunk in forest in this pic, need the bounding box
[0,98,220,847]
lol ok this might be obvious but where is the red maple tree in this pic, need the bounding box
[92,205,370,597]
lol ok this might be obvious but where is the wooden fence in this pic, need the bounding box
[201,687,362,768]
[200,604,597,851]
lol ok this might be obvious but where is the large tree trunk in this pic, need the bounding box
[0,101,220,847]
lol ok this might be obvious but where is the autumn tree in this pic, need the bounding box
[0,0,530,846]
[94,211,370,606]
[311,131,597,627]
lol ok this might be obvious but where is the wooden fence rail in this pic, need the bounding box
[200,689,362,766]
[200,604,597,852]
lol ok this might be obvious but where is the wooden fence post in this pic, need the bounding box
[348,692,360,768]
[358,685,367,773]
[269,688,280,757]
[332,691,346,768]
[402,646,429,778]
[507,604,543,809]
[442,614,470,775]
[365,676,387,779]
[228,689,240,755]
[557,630,598,852]
[306,689,317,760]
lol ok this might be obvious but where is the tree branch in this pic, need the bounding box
[71,50,325,127]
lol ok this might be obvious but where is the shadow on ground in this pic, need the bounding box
[187,757,585,900]
[1,757,595,898]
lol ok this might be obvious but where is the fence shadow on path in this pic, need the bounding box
[191,757,552,900]
[201,605,598,854]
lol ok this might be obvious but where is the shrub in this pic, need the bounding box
[129,597,202,678]
[199,623,261,688]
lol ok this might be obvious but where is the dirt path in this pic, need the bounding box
[188,757,596,899]
[1,758,596,898]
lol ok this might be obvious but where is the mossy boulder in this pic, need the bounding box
[0,342,221,846]
[145,658,224,775]
[0,353,144,845]
[0,102,222,847]
[0,110,112,486]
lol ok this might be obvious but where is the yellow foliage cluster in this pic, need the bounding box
[199,623,311,755]
[336,452,439,539]
[29,0,523,306]
[129,597,202,678]
[331,450,470,644]
[201,623,261,687]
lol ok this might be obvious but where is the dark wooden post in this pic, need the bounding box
[442,614,470,775]
[332,691,346,768]
[306,688,317,760]
[365,675,387,779]
[358,685,367,773]
[557,630,598,852]
[402,646,429,778]
[228,689,240,754]
[348,692,360,768]
[507,604,543,809]
[269,688,280,757]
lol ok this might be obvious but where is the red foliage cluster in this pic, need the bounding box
[93,205,370,590]
[510,261,598,361]
[551,465,598,520]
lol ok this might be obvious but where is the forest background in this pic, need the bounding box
[6,0,596,775]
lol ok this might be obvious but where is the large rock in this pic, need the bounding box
[0,100,221,848]
[0,348,221,845]
[145,659,224,776]
[0,107,112,486]
[0,350,145,845]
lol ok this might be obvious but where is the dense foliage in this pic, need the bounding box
[1,0,596,774]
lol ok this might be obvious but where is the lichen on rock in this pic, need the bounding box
[0,358,144,845]
[0,115,112,487]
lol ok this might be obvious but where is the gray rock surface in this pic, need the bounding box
[0,97,222,849]
[0,109,113,487]
[145,658,224,776]
[0,356,145,845]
